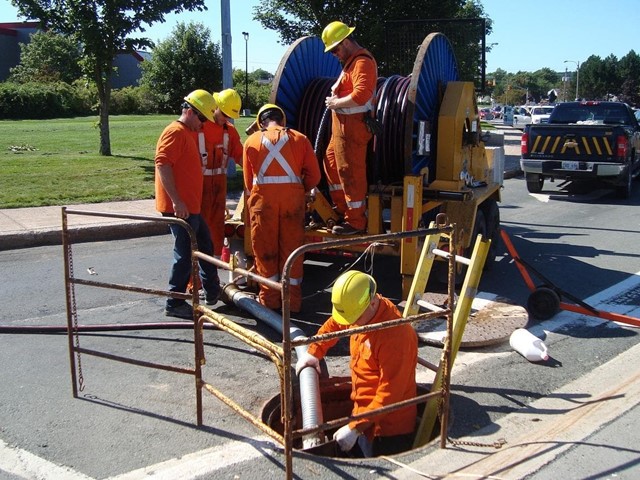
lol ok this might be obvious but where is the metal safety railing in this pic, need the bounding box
[61,207,212,399]
[61,207,464,480]
[194,224,460,480]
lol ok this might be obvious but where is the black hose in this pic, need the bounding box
[296,72,413,186]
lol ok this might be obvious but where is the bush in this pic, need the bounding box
[0,81,167,118]
[0,81,94,118]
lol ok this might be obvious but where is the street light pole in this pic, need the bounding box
[242,31,249,110]
[564,60,580,100]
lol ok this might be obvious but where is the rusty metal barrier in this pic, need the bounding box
[194,225,457,480]
[62,207,216,400]
[62,207,458,480]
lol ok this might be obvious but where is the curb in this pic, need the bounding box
[1,222,169,251]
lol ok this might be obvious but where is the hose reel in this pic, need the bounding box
[270,32,460,187]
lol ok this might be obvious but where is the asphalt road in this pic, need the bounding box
[1,170,640,479]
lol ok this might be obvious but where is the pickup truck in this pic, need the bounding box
[520,101,640,198]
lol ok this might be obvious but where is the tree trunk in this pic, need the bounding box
[96,68,112,156]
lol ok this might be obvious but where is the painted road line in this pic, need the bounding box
[0,438,93,480]
[108,436,275,480]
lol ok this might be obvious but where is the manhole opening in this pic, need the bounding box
[261,376,439,458]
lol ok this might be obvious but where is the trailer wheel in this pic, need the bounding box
[526,173,544,193]
[527,286,561,320]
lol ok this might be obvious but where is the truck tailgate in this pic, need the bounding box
[526,125,618,162]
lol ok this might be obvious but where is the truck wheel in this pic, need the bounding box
[480,199,500,270]
[616,166,632,199]
[526,173,544,193]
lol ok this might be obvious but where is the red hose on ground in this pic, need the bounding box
[500,228,640,327]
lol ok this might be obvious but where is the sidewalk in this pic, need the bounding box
[0,124,522,252]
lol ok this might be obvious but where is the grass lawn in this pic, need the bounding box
[0,115,254,208]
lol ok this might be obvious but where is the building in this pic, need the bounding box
[0,21,38,81]
[0,21,146,87]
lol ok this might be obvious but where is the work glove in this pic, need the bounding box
[333,424,361,452]
[295,351,321,376]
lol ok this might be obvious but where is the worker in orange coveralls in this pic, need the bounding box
[296,270,418,457]
[321,21,378,235]
[243,104,321,313]
[196,88,243,258]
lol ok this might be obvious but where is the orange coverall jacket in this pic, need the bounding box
[155,121,203,214]
[307,294,418,438]
[324,47,378,231]
[243,126,321,311]
[195,121,243,256]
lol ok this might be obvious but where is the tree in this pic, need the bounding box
[11,0,207,155]
[580,55,606,100]
[618,51,640,105]
[230,68,271,113]
[252,0,490,80]
[139,22,222,114]
[9,30,82,84]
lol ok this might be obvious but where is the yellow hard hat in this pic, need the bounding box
[321,21,355,52]
[256,103,286,128]
[213,88,242,119]
[184,89,217,122]
[331,271,377,325]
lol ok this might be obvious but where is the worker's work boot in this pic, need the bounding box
[165,303,193,319]
[332,222,363,235]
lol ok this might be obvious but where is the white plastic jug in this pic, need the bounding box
[509,328,549,362]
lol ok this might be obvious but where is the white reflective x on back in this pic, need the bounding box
[255,132,301,185]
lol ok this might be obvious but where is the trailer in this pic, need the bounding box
[226,33,504,297]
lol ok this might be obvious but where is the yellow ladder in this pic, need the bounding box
[403,226,491,447]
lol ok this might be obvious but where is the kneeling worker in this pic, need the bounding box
[296,270,418,456]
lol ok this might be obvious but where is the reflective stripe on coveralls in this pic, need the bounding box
[267,272,303,287]
[202,130,229,176]
[198,132,208,170]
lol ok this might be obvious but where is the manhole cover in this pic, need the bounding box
[414,291,528,347]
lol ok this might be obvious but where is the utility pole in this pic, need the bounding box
[220,0,232,89]
[564,60,580,100]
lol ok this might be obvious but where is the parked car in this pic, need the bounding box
[530,105,555,124]
[512,106,532,129]
[491,105,503,119]
[479,108,494,120]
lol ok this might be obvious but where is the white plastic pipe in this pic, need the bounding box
[224,285,326,448]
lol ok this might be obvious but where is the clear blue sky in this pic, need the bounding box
[2,0,639,76]
[483,0,640,74]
